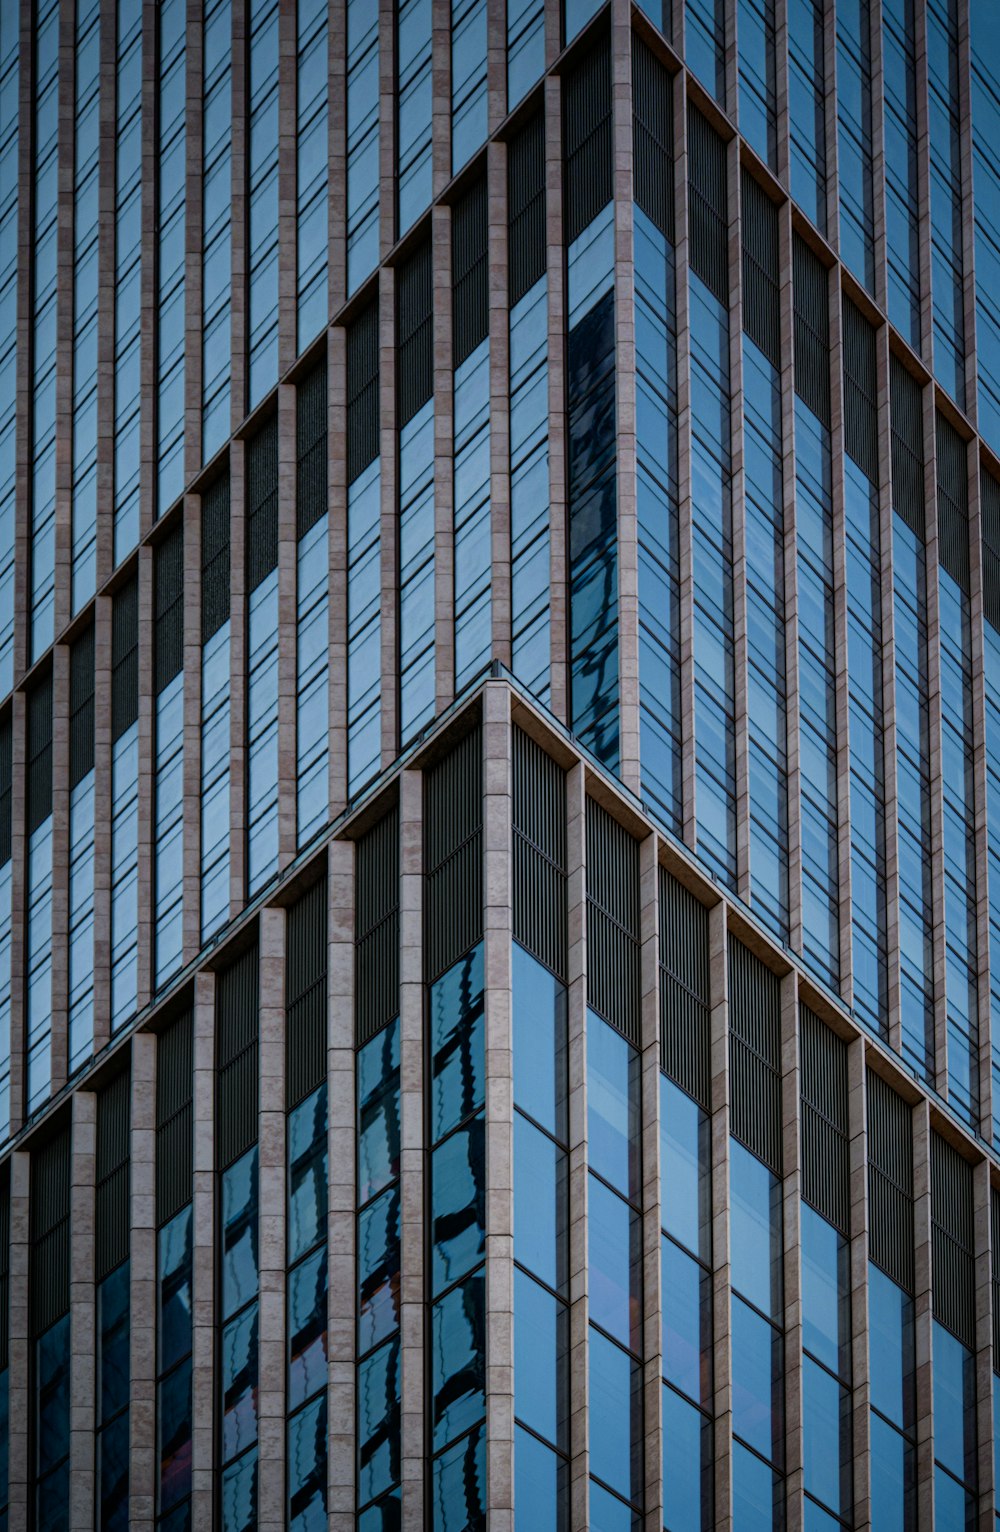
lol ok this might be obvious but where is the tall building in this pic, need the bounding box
[3,0,1000,1527]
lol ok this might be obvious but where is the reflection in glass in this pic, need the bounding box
[512,943,567,1140]
[662,1237,712,1407]
[513,1113,567,1294]
[662,1383,713,1531]
[515,1423,569,1532]
[221,1147,259,1321]
[288,1390,327,1531]
[358,1019,401,1204]
[358,1337,401,1506]
[588,1174,641,1351]
[660,1075,711,1263]
[358,1187,401,1352]
[432,1117,486,1293]
[729,1141,782,1318]
[288,1086,327,1263]
[732,1439,783,1531]
[588,1328,642,1508]
[431,1423,486,1531]
[431,1271,486,1450]
[587,1010,641,1200]
[731,1294,784,1467]
[288,1245,328,1412]
[430,945,485,1142]
[513,1269,568,1451]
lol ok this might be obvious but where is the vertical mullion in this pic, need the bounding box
[189,970,216,1528]
[566,761,589,1528]
[398,766,424,1521]
[544,73,568,726]
[129,1031,156,1530]
[326,835,355,1509]
[68,1088,96,1526]
[639,832,663,1522]
[257,904,287,1525]
[483,682,515,1523]
[709,896,733,1531]
[828,278,855,1009]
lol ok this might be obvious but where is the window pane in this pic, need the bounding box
[589,1175,642,1352]
[660,1075,712,1263]
[868,1263,914,1432]
[731,1294,783,1466]
[588,1328,643,1507]
[357,1019,401,1204]
[513,1269,568,1450]
[358,1337,401,1505]
[869,1412,915,1532]
[731,1439,783,1531]
[514,1424,568,1532]
[97,1260,131,1424]
[429,945,485,1142]
[432,1116,486,1294]
[36,1315,70,1474]
[220,1448,257,1532]
[662,1383,713,1531]
[158,1357,193,1510]
[514,1112,567,1293]
[97,1407,130,1531]
[933,1322,975,1486]
[158,1205,193,1373]
[431,1270,486,1450]
[288,1086,327,1264]
[512,942,567,1140]
[589,1478,641,1530]
[800,1204,850,1379]
[802,1355,851,1519]
[221,1148,259,1321]
[288,1245,328,1411]
[661,1237,712,1407]
[587,1011,641,1201]
[431,1423,486,1532]
[221,1304,259,1462]
[729,1140,782,1318]
[358,1186,401,1353]
[287,1391,327,1530]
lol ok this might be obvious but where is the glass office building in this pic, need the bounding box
[4,0,1000,1526]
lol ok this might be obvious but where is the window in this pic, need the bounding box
[202,0,232,458]
[110,579,140,1032]
[70,0,101,610]
[113,0,143,564]
[346,0,379,294]
[346,303,382,793]
[0,10,18,691]
[28,0,60,658]
[787,0,826,233]
[296,0,328,346]
[156,0,186,514]
[200,474,231,939]
[396,0,432,235]
[836,0,875,292]
[154,529,185,987]
[246,420,280,895]
[295,362,329,845]
[25,675,53,1112]
[451,0,487,173]
[68,626,96,1073]
[247,0,280,406]
[507,0,544,108]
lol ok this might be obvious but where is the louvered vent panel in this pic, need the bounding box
[356,806,400,1044]
[889,354,924,537]
[247,415,279,592]
[154,525,184,694]
[741,170,779,367]
[201,472,231,642]
[586,799,640,1044]
[687,106,728,304]
[793,235,830,425]
[157,1006,193,1226]
[27,673,53,833]
[424,725,483,983]
[867,1071,914,1294]
[69,623,95,790]
[931,1132,975,1350]
[936,412,969,593]
[512,729,567,980]
[96,1069,130,1282]
[800,1006,849,1235]
[397,239,433,428]
[659,869,709,1109]
[217,944,260,1170]
[111,578,138,743]
[563,34,613,246]
[842,298,878,484]
[508,110,546,306]
[347,301,379,484]
[287,876,328,1107]
[31,1123,71,1336]
[297,358,328,539]
[728,937,782,1174]
[453,176,488,368]
[633,34,673,242]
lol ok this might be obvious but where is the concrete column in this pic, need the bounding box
[709,897,734,1532]
[190,969,216,1530]
[487,139,512,673]
[611,0,641,796]
[276,384,298,870]
[483,682,515,1528]
[912,1095,935,1530]
[378,264,399,769]
[778,199,804,955]
[544,72,569,727]
[780,971,804,1532]
[639,832,663,1526]
[674,77,697,851]
[129,1030,158,1531]
[432,201,455,716]
[327,835,356,1528]
[565,761,590,1529]
[257,905,287,1529]
[974,1157,994,1531]
[827,278,856,1009]
[728,138,751,905]
[69,1087,96,1530]
[6,1149,29,1525]
[847,1035,871,1528]
[399,767,425,1522]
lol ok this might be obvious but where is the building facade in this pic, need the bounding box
[1,0,1000,1527]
